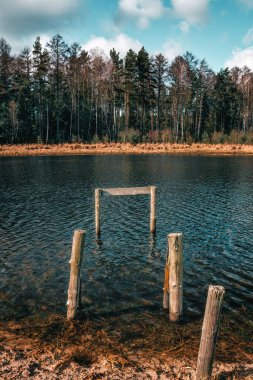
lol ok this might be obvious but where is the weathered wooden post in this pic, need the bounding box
[196,285,225,380]
[168,233,183,321]
[95,188,101,235]
[150,186,157,233]
[67,229,86,320]
[163,249,170,309]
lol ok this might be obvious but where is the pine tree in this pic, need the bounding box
[47,34,68,142]
[213,68,241,134]
[14,48,33,142]
[136,47,151,135]
[153,53,169,136]
[124,49,138,139]
[0,38,13,141]
[33,36,50,142]
[110,48,124,140]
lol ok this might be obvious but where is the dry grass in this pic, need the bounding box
[1,143,253,157]
[0,311,252,379]
[1,311,252,363]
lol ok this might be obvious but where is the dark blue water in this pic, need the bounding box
[0,155,253,323]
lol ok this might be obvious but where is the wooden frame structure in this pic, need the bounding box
[95,186,157,235]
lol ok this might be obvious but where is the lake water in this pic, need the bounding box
[0,155,253,324]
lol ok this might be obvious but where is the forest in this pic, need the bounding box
[0,34,253,144]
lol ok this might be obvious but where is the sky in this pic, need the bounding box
[1,0,253,72]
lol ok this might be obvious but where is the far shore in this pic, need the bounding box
[1,142,253,157]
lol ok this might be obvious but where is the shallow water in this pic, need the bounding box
[0,155,253,323]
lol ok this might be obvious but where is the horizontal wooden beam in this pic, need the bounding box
[101,186,152,196]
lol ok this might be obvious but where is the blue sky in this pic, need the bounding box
[1,0,253,72]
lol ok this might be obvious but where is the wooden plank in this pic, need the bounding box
[101,186,151,196]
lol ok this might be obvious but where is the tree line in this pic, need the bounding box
[0,34,253,144]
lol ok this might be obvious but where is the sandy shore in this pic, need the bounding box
[1,143,253,157]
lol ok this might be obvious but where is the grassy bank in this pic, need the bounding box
[1,143,253,157]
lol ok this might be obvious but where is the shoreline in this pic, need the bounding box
[0,313,252,379]
[1,142,253,157]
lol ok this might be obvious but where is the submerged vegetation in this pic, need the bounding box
[0,35,253,145]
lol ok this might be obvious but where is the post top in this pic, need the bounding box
[208,285,225,294]
[74,229,86,235]
[168,232,183,238]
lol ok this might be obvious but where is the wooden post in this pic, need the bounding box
[67,229,86,320]
[168,233,183,321]
[196,285,225,380]
[150,186,157,233]
[163,249,169,309]
[95,188,101,235]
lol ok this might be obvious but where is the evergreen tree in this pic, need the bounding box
[110,48,124,140]
[124,49,138,139]
[14,48,33,142]
[33,37,50,142]
[0,38,13,141]
[153,53,169,135]
[0,38,12,101]
[214,68,241,134]
[47,34,68,142]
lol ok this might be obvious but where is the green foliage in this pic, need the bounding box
[91,134,100,143]
[118,128,141,143]
[201,131,210,143]
[211,131,226,144]
[0,102,11,142]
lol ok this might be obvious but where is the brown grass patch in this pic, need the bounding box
[1,311,252,365]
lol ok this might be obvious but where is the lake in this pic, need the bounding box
[0,155,253,325]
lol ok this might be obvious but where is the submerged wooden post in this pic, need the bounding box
[168,233,183,321]
[196,285,225,380]
[67,229,86,320]
[95,188,101,235]
[150,186,157,233]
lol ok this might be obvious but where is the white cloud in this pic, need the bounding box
[116,0,210,32]
[178,21,190,33]
[239,0,253,9]
[39,34,51,49]
[224,46,253,70]
[171,0,209,25]
[7,33,51,54]
[0,0,80,48]
[243,28,253,45]
[83,34,142,57]
[117,0,169,29]
[162,38,183,62]
[2,0,78,16]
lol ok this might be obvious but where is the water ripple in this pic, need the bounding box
[0,155,253,323]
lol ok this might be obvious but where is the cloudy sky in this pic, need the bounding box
[1,0,253,71]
